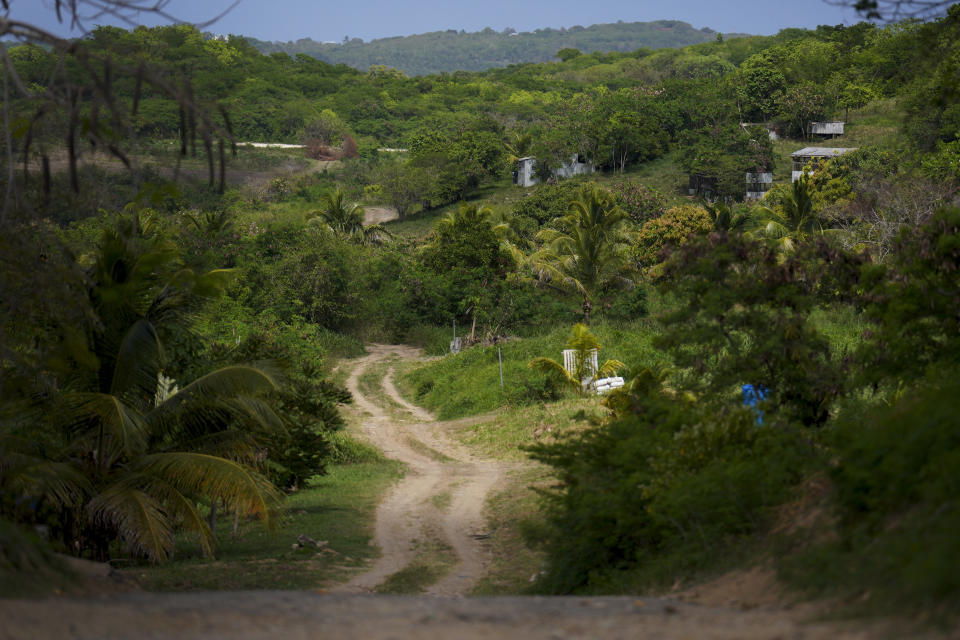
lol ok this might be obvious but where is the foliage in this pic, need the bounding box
[857,207,960,383]
[247,20,727,76]
[528,324,624,396]
[655,233,863,426]
[530,186,638,322]
[677,123,774,200]
[608,182,668,225]
[751,176,832,251]
[633,204,711,269]
[526,370,814,593]
[782,377,960,614]
[0,218,284,562]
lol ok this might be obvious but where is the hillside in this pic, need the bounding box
[245,20,745,75]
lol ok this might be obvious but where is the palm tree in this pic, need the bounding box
[529,323,624,397]
[504,131,533,166]
[705,201,751,233]
[751,176,828,251]
[530,186,636,323]
[308,187,391,245]
[0,218,283,562]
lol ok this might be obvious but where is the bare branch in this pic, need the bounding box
[823,0,955,21]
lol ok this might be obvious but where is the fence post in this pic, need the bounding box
[498,346,504,389]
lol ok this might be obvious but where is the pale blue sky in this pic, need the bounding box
[12,0,866,42]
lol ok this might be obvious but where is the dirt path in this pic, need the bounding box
[0,345,938,638]
[335,344,503,596]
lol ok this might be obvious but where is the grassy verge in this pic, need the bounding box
[122,457,403,591]
[455,398,606,461]
[399,319,666,420]
[357,356,411,420]
[471,467,552,596]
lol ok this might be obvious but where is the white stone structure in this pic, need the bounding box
[515,156,538,187]
[514,154,595,187]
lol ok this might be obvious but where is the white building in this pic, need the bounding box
[515,156,538,187]
[745,172,773,200]
[790,147,857,182]
[514,154,595,187]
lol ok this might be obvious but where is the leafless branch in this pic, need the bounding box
[0,0,239,222]
[823,0,955,21]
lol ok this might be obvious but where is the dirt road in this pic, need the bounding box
[0,344,932,639]
[336,344,504,596]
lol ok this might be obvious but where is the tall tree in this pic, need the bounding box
[530,186,636,323]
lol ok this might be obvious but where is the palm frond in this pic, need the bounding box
[88,484,172,562]
[110,317,162,402]
[68,392,148,461]
[141,477,215,557]
[0,456,91,507]
[139,452,281,526]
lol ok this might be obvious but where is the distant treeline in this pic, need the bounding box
[244,20,745,75]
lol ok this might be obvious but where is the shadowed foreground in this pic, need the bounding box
[0,592,891,640]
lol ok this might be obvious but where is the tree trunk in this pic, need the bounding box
[208,500,218,531]
[582,298,592,324]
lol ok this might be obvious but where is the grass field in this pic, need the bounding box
[123,457,403,591]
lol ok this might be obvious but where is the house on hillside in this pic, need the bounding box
[513,154,596,187]
[745,172,773,200]
[808,121,845,139]
[515,156,537,187]
[790,147,857,182]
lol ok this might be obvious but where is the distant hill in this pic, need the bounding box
[245,20,747,76]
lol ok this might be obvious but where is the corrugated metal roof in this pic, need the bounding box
[790,147,857,157]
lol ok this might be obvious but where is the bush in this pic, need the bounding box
[633,204,711,269]
[609,182,667,225]
[781,378,960,615]
[527,371,814,593]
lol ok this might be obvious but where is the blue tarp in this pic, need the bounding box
[742,384,769,425]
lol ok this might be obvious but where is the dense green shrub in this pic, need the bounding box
[527,371,815,593]
[781,378,960,614]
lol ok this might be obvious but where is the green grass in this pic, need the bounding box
[471,467,551,596]
[455,398,606,462]
[430,491,453,511]
[613,151,690,201]
[122,459,403,591]
[399,319,667,420]
[357,357,411,420]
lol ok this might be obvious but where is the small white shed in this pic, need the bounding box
[809,121,845,138]
[515,156,538,187]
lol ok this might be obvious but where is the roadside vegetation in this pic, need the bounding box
[1,1,959,627]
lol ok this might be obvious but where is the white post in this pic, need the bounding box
[498,346,504,389]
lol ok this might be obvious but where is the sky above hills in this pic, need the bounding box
[16,0,863,42]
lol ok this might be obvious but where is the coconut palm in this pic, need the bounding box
[529,186,637,323]
[529,323,624,397]
[750,176,829,251]
[308,187,391,245]
[504,130,534,166]
[704,200,751,233]
[0,218,283,562]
